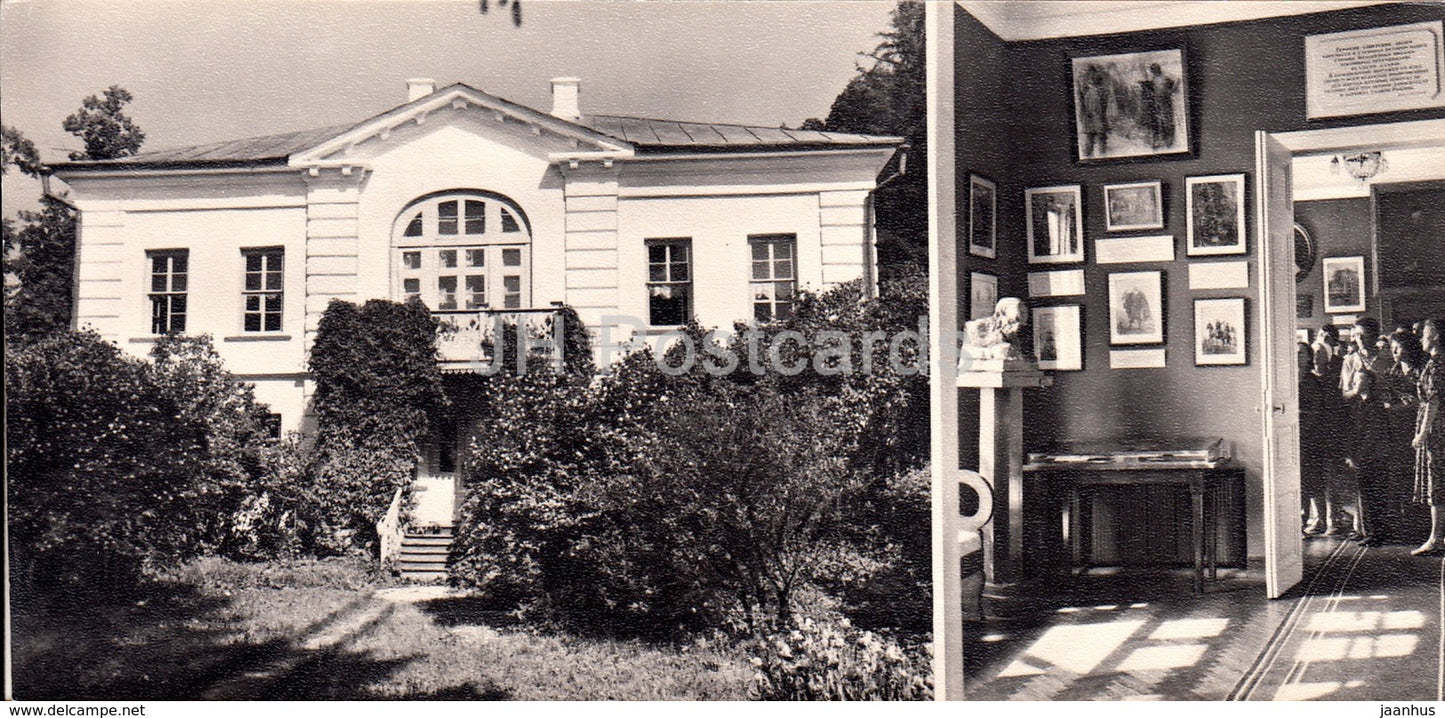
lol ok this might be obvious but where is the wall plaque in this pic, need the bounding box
[1306,21,1445,119]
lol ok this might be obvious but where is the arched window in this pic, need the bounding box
[392,191,532,311]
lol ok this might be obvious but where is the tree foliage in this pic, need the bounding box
[61,85,145,161]
[2,124,43,177]
[4,198,77,342]
[306,298,445,551]
[806,2,925,273]
[6,331,275,604]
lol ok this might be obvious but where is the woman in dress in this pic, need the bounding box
[1412,319,1444,555]
[1382,331,1423,538]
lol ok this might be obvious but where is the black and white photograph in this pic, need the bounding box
[1071,47,1191,162]
[1107,270,1164,345]
[1032,304,1083,371]
[1103,180,1164,231]
[2,0,932,704]
[969,173,997,259]
[1194,297,1247,366]
[970,272,998,321]
[1186,173,1247,256]
[1024,185,1084,264]
[1323,255,1367,313]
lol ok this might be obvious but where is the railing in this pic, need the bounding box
[433,307,565,372]
[377,486,405,568]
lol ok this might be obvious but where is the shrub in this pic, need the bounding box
[307,298,444,553]
[748,617,931,700]
[6,331,276,602]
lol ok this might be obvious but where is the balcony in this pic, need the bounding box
[433,307,565,373]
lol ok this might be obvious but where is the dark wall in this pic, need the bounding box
[1295,198,1373,334]
[956,3,1445,557]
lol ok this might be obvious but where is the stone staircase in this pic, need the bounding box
[396,526,453,583]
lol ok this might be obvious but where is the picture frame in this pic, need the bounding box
[1186,173,1247,256]
[968,174,996,259]
[1033,304,1083,371]
[1194,297,1247,366]
[1297,328,1313,346]
[969,272,998,321]
[1322,256,1366,313]
[1103,180,1164,232]
[1071,48,1191,162]
[1108,270,1164,345]
[1025,185,1084,264]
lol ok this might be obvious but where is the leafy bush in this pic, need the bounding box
[748,617,931,700]
[6,331,276,603]
[306,298,444,553]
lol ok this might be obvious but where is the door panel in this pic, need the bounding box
[1257,131,1303,599]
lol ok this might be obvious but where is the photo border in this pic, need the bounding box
[1103,180,1165,232]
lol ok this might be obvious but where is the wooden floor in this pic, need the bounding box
[962,537,1445,701]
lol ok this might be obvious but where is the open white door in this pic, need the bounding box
[1256,130,1303,599]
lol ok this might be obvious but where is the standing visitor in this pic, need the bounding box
[1412,319,1444,555]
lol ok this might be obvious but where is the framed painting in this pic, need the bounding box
[1025,185,1084,264]
[1071,48,1191,162]
[1034,304,1083,371]
[1103,180,1164,232]
[969,174,996,259]
[1108,270,1164,345]
[1186,173,1247,256]
[1322,256,1366,313]
[969,272,998,321]
[1194,297,1247,366]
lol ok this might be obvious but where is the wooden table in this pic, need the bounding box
[1024,460,1243,594]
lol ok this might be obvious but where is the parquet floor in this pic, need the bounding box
[962,538,1445,701]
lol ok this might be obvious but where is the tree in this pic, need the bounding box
[61,85,145,161]
[478,0,522,27]
[5,88,146,340]
[804,2,925,273]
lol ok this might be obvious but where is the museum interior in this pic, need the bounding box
[929,1,1445,701]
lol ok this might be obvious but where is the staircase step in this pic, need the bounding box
[398,559,448,570]
[399,544,451,555]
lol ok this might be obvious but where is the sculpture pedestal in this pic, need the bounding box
[957,367,1051,619]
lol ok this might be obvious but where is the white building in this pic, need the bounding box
[52,78,901,434]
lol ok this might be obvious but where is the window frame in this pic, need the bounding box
[240,247,285,333]
[645,238,694,327]
[147,249,189,335]
[748,234,798,323]
[392,192,532,312]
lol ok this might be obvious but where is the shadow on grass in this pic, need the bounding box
[416,595,522,630]
[10,578,512,700]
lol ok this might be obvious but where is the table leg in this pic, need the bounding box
[1191,480,1204,594]
[1208,482,1218,580]
[1070,487,1082,575]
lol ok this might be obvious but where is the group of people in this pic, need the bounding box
[1299,317,1443,555]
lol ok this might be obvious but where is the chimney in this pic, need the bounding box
[550,77,581,121]
[407,78,437,103]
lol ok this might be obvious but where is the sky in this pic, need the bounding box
[0,0,897,214]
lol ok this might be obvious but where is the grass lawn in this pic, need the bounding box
[10,557,754,700]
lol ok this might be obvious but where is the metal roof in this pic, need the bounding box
[54,91,899,170]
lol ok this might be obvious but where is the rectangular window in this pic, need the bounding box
[242,248,284,332]
[502,275,522,309]
[437,275,458,310]
[749,234,796,322]
[465,275,486,309]
[148,250,188,334]
[437,200,458,235]
[464,200,485,234]
[646,239,693,326]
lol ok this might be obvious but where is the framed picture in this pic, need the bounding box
[1108,270,1164,345]
[1034,305,1082,371]
[1322,256,1366,313]
[969,272,998,321]
[969,174,996,259]
[1025,185,1084,264]
[1103,180,1164,231]
[1296,294,1314,319]
[1071,48,1191,162]
[1186,174,1246,256]
[1194,297,1247,366]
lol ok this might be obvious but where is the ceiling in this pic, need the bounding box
[956,1,1395,41]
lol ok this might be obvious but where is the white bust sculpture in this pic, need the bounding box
[960,297,1033,366]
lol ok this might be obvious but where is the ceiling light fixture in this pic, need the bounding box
[1330,151,1388,182]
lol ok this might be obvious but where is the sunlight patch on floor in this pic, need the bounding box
[1116,643,1207,672]
[1297,634,1420,662]
[1307,610,1426,633]
[997,620,1147,676]
[1148,617,1228,640]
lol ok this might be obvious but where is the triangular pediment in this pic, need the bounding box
[289,83,633,167]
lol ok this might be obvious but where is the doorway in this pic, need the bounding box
[1256,119,1445,598]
